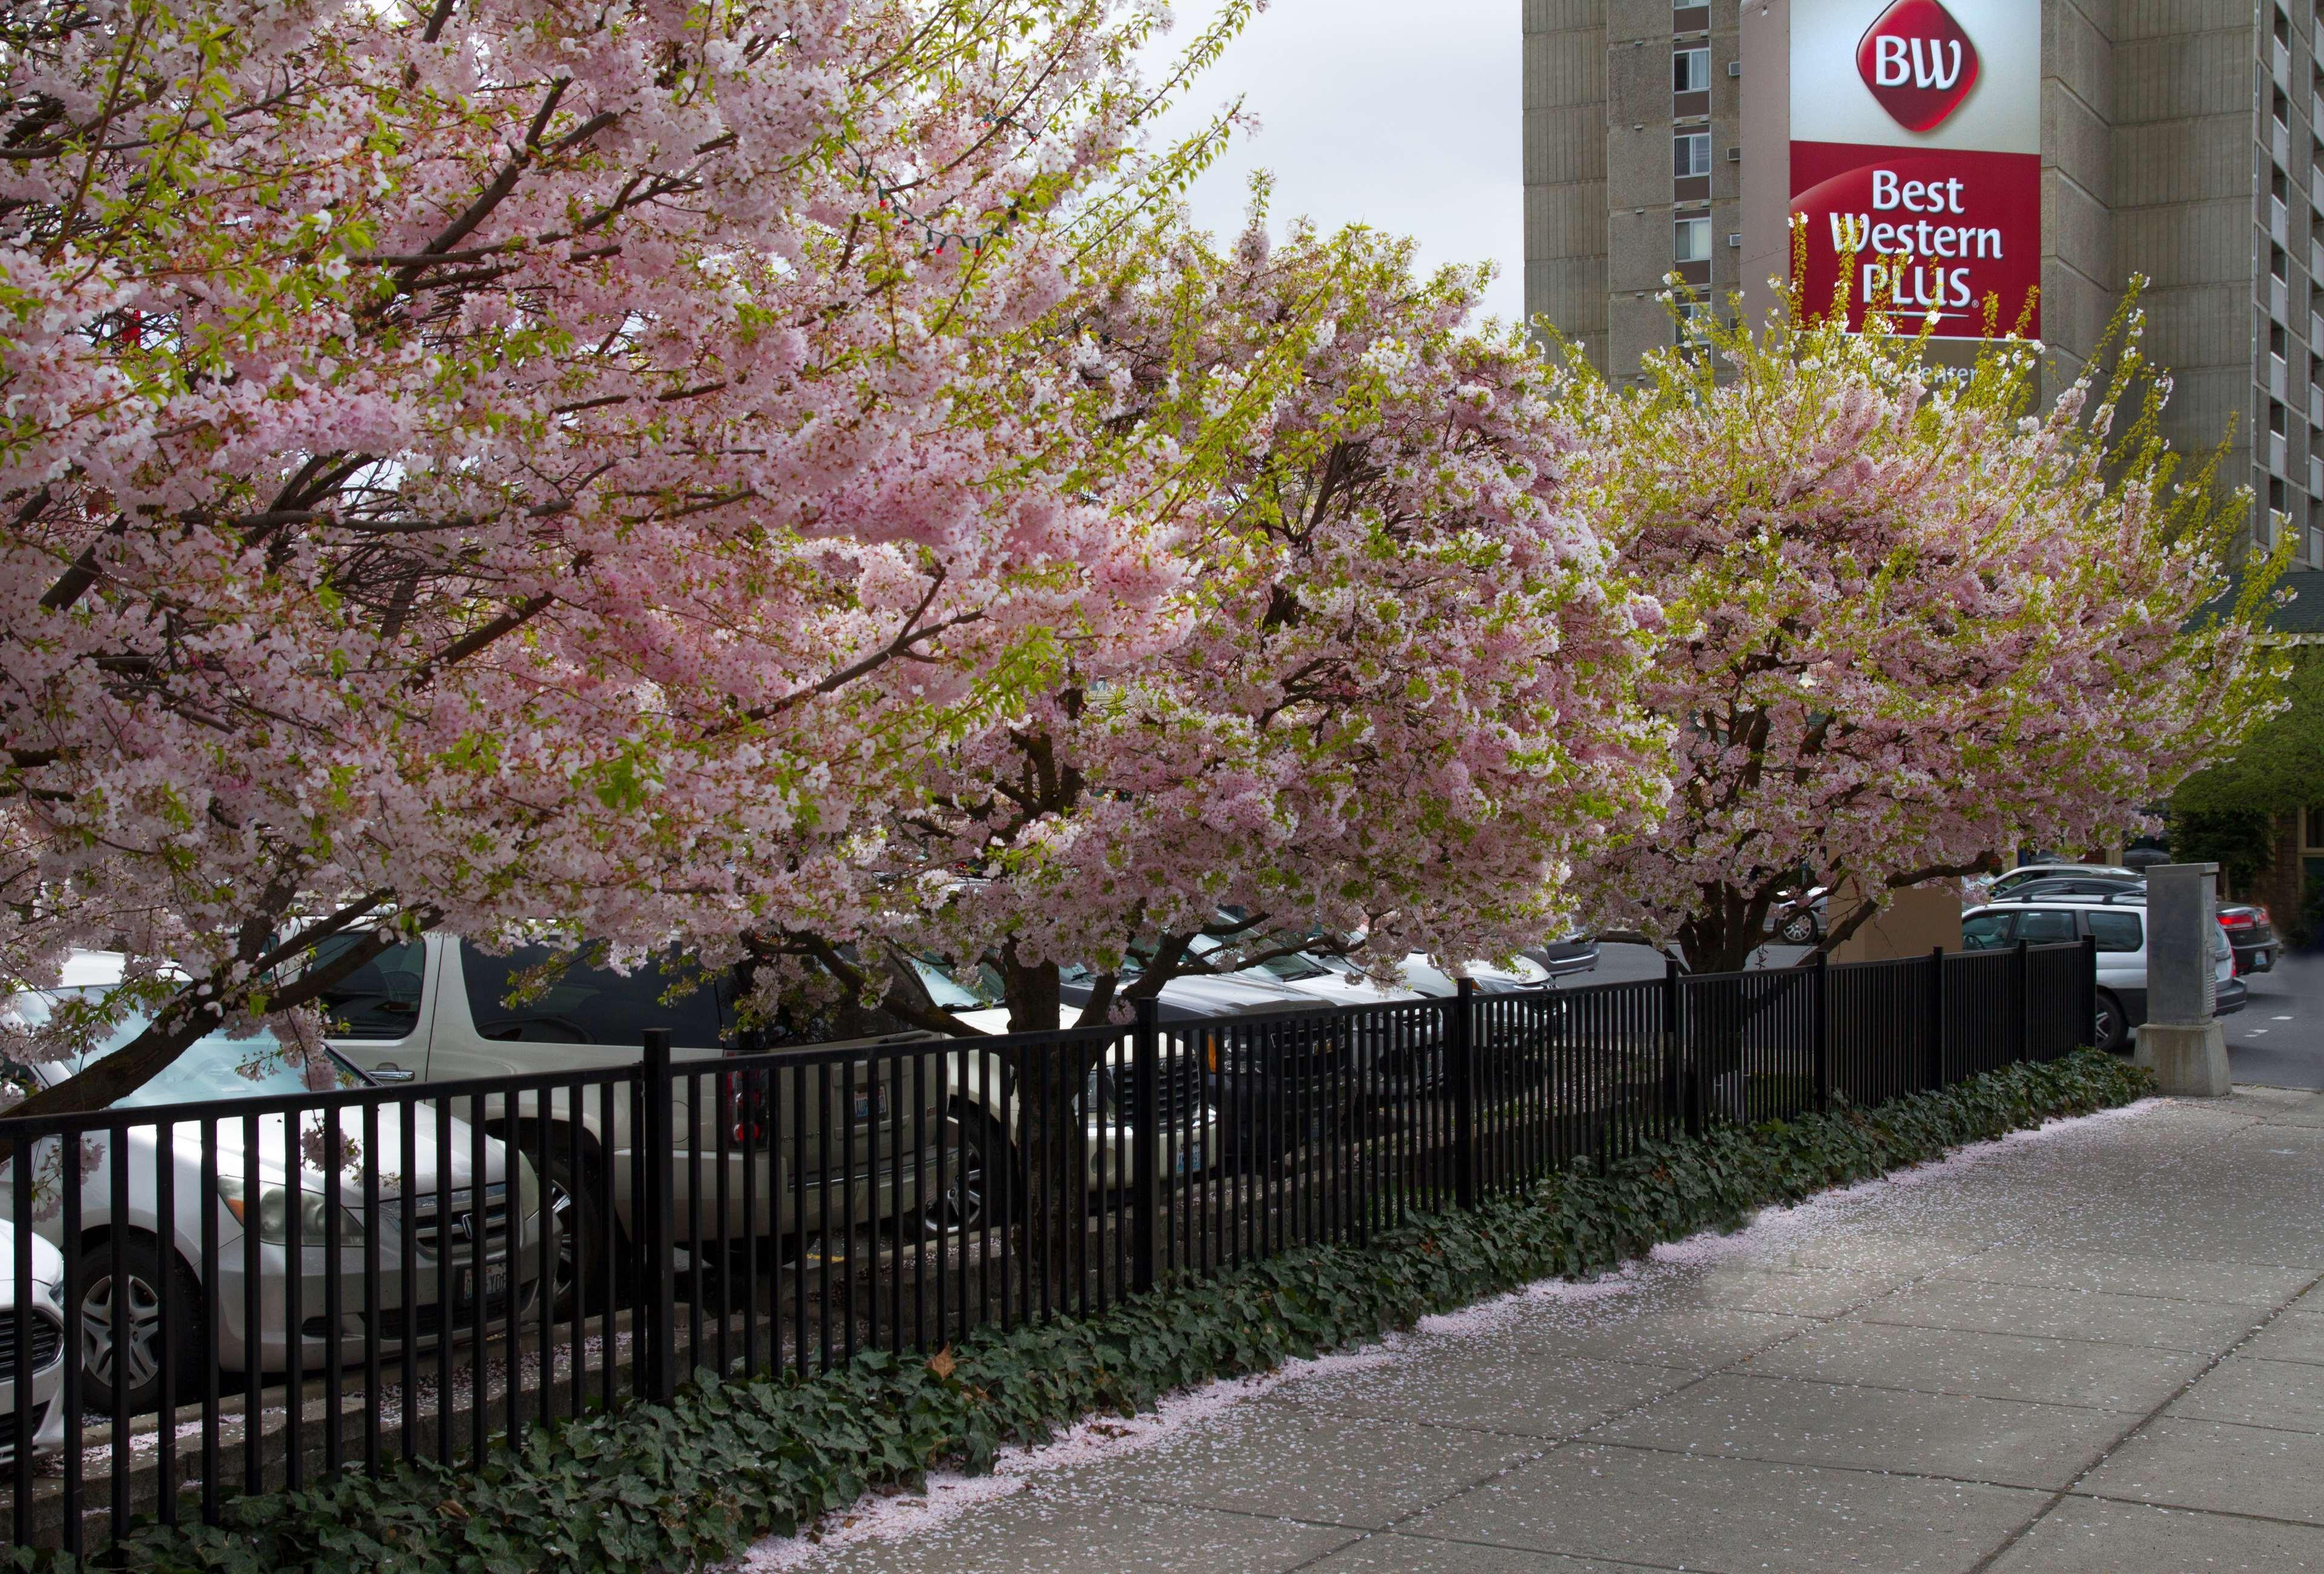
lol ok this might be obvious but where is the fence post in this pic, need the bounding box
[640,1027,677,1404]
[1129,996,1160,1295]
[1812,950,1833,1113]
[1664,953,1701,1134]
[2015,938,2031,1066]
[1452,978,1479,1210]
[1925,947,1946,1092]
[2081,932,2099,1055]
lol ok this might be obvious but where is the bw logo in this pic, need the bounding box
[1855,0,1981,134]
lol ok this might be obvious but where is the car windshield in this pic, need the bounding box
[909,961,991,1011]
[6,985,368,1107]
[1187,934,1332,982]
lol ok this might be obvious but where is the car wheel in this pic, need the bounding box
[2092,989,2127,1055]
[535,1148,620,1317]
[77,1233,200,1417]
[928,1103,1014,1234]
[1778,912,1819,946]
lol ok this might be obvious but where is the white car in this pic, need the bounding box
[904,960,1224,1204]
[0,1223,66,1463]
[1376,952,1555,997]
[313,932,947,1301]
[1186,935,1430,1010]
[3,954,546,1416]
[1969,863,2144,905]
[1218,930,1554,1001]
[1960,897,2242,1054]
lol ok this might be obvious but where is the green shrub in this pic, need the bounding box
[39,1049,2149,1574]
[2168,806,2280,891]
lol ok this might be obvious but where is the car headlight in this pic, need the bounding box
[217,1176,366,1248]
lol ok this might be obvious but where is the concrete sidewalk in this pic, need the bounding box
[756,1088,2324,1573]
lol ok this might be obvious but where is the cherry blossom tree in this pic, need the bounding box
[754,212,1670,1035]
[0,0,1256,1114]
[1560,291,2283,974]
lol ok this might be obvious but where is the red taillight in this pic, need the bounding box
[2222,911,2256,928]
[723,1070,769,1145]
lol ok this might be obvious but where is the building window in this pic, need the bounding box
[2303,804,2324,855]
[2276,87,2293,130]
[2273,400,2290,438]
[1676,300,1713,344]
[2274,243,2291,283]
[1673,131,1712,179]
[1675,217,1712,262]
[2275,321,2291,361]
[1673,47,1710,94]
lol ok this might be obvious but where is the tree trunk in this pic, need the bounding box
[994,950,1098,1296]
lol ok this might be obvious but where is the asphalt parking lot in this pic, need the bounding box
[2226,949,2324,1090]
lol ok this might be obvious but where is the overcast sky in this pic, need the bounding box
[1143,0,1526,326]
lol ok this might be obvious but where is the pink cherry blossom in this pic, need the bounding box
[0,0,1257,1105]
[753,216,1671,1031]
[1561,297,2283,972]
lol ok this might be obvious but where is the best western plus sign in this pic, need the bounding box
[1790,0,2040,338]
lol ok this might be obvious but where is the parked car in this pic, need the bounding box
[2217,902,2279,975]
[317,934,943,1307]
[1960,899,2243,1054]
[907,958,1224,1207]
[1051,946,1417,1173]
[4,954,545,1415]
[1987,874,2142,901]
[1988,877,2277,975]
[1765,887,1827,945]
[1972,863,2142,904]
[1377,953,1555,997]
[1524,937,1601,980]
[0,1223,65,1464]
[1213,932,1555,1001]
[1191,935,1431,1010]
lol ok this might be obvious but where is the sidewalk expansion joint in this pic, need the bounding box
[1283,1524,1712,1574]
[1963,1267,2324,1574]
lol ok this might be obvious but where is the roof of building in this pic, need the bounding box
[2260,569,2324,640]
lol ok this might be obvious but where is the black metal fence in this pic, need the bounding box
[0,938,2095,1555]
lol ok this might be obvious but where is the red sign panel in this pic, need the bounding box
[1790,140,2040,338]
[1855,0,1981,133]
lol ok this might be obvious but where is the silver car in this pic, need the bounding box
[0,1223,65,1462]
[4,969,545,1415]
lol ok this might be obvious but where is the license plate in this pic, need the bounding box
[456,1262,510,1312]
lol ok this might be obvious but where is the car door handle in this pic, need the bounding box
[370,1064,417,1083]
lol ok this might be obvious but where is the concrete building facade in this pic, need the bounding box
[1522,0,2324,564]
